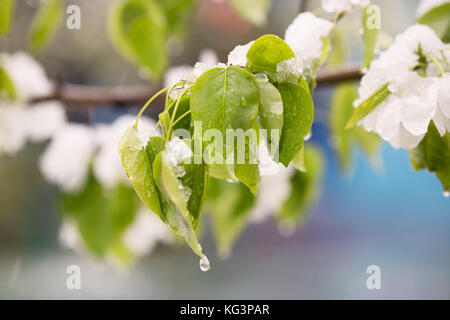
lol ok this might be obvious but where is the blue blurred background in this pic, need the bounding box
[0,0,449,299]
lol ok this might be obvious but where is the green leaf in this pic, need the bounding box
[246,35,295,82]
[108,0,168,80]
[230,0,272,26]
[0,0,15,35]
[330,83,381,172]
[153,151,209,266]
[156,0,195,38]
[409,122,450,192]
[61,173,138,259]
[206,178,255,258]
[345,83,391,129]
[278,79,314,166]
[362,4,379,70]
[191,66,260,191]
[256,78,283,153]
[417,3,450,43]
[28,0,63,53]
[191,66,259,134]
[0,65,16,100]
[180,157,209,228]
[278,145,325,229]
[118,126,164,218]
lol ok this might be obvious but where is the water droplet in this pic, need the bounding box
[199,257,210,272]
[443,191,450,198]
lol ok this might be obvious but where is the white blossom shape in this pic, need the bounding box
[0,52,52,101]
[123,208,173,256]
[284,12,334,74]
[356,24,450,149]
[39,124,94,193]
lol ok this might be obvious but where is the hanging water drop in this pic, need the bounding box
[199,257,210,272]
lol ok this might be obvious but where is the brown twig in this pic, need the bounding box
[30,65,362,107]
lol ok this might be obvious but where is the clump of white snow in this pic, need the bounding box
[355,24,450,149]
[39,124,94,193]
[284,12,334,75]
[227,41,255,67]
[165,137,193,168]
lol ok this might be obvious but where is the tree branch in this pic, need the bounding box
[30,65,362,107]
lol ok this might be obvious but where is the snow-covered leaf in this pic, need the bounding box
[118,126,164,217]
[246,35,295,82]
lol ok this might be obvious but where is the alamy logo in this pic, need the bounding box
[66,5,81,30]
[366,265,381,290]
[66,265,81,290]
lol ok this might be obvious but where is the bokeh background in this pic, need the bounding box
[1,0,449,299]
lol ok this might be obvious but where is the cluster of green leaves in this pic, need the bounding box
[60,171,141,267]
[409,122,450,194]
[119,34,319,266]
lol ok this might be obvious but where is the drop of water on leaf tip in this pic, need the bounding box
[443,191,450,198]
[199,257,210,272]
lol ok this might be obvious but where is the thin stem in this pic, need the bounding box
[172,109,192,127]
[426,54,444,77]
[168,86,191,139]
[135,86,170,126]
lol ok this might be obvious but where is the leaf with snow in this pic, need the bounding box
[119,126,164,217]
[153,145,209,268]
[246,35,295,82]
